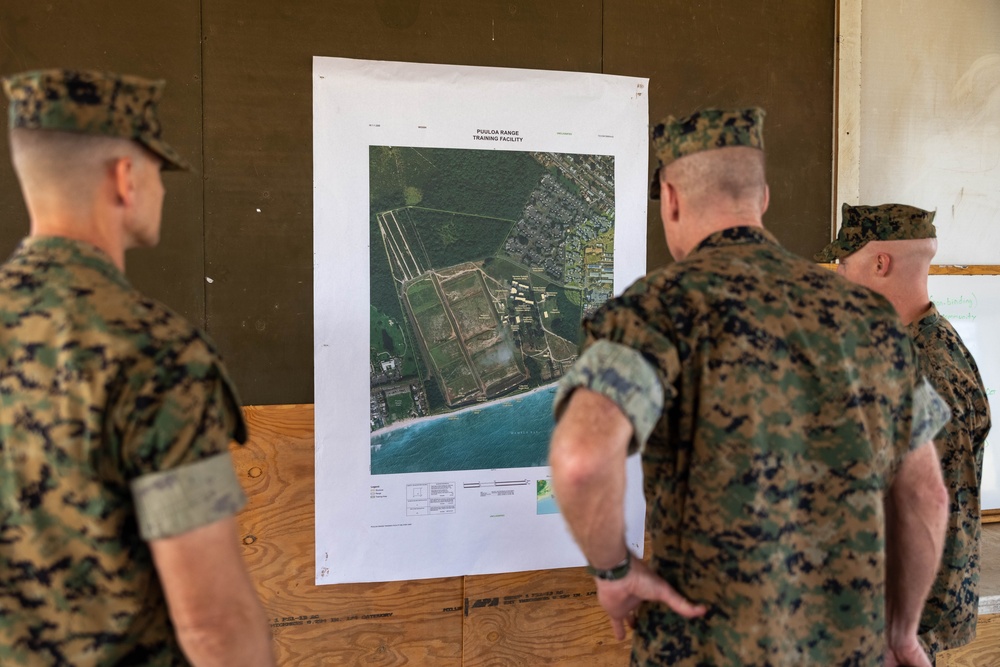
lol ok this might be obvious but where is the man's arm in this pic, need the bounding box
[149,516,276,667]
[550,388,705,640]
[550,388,634,568]
[884,440,949,667]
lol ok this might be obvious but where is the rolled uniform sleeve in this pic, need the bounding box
[115,335,248,540]
[554,292,681,454]
[909,377,951,450]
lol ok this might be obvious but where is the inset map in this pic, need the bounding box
[536,480,559,515]
[369,147,615,473]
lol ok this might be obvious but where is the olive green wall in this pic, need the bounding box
[0,1,834,404]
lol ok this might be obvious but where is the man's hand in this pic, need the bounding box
[885,634,932,667]
[595,557,706,641]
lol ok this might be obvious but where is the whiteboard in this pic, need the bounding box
[839,0,1000,264]
[928,275,999,509]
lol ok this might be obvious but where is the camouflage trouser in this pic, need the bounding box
[920,634,939,666]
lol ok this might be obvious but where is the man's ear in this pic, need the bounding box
[113,156,136,207]
[663,180,681,223]
[875,251,892,277]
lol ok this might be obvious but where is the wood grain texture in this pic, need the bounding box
[463,568,630,666]
[233,405,1000,665]
[233,404,464,666]
[937,614,1000,667]
[929,266,1000,275]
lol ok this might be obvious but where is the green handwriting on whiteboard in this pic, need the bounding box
[931,292,978,321]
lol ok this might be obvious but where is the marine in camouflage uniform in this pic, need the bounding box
[817,203,992,664]
[550,108,951,666]
[0,70,262,666]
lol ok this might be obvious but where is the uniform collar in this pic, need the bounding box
[689,225,779,255]
[14,236,132,290]
[908,303,940,337]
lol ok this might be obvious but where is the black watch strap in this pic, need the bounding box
[586,550,631,581]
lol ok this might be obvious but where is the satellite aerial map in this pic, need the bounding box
[368,146,616,473]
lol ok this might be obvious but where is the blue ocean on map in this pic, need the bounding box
[536,494,560,515]
[371,386,558,474]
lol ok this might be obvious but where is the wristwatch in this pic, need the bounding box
[586,551,631,581]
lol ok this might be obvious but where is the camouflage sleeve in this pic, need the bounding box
[115,336,247,536]
[553,291,681,454]
[553,340,665,454]
[909,377,951,450]
[131,451,247,540]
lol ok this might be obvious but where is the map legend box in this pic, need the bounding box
[406,482,457,516]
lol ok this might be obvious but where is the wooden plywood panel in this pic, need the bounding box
[604,1,837,268]
[234,405,1000,665]
[463,568,630,666]
[0,1,205,325]
[233,404,464,665]
[938,614,1000,666]
[202,0,603,405]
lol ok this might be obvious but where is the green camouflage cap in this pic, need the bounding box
[2,68,190,171]
[814,203,937,262]
[649,107,765,199]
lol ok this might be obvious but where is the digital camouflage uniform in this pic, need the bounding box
[910,304,990,662]
[816,203,992,663]
[555,110,950,666]
[0,70,247,666]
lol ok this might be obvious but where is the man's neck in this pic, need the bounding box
[30,216,126,271]
[882,282,931,326]
[687,215,764,251]
[894,299,933,327]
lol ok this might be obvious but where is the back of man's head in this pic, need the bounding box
[842,234,937,284]
[818,203,938,322]
[3,68,188,232]
[664,146,767,215]
[10,128,144,206]
[650,107,768,217]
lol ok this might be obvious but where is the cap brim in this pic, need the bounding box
[813,240,851,263]
[142,136,191,171]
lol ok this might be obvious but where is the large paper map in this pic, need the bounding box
[314,57,649,583]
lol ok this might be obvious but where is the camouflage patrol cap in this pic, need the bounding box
[814,203,937,262]
[2,68,190,170]
[649,107,765,199]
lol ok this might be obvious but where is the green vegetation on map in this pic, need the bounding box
[406,208,515,267]
[384,390,415,423]
[370,306,419,378]
[369,146,546,220]
[537,479,554,500]
[369,145,616,433]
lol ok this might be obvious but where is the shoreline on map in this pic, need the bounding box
[371,382,558,441]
